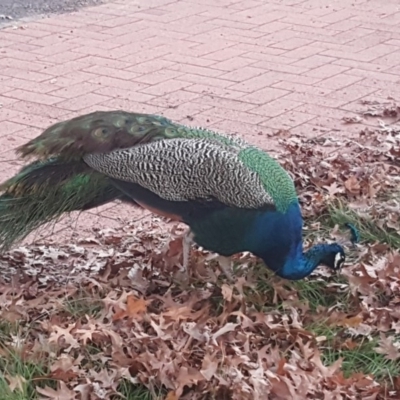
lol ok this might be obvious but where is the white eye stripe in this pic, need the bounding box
[334,252,344,269]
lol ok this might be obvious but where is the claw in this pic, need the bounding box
[211,255,235,282]
[182,230,194,275]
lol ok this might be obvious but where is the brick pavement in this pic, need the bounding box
[0,0,400,245]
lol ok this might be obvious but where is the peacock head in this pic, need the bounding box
[319,243,346,273]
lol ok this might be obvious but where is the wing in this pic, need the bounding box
[16,111,248,161]
[84,138,274,209]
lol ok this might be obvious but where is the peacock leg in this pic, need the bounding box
[182,230,194,274]
[215,255,235,282]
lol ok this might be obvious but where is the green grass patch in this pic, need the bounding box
[306,321,400,383]
[0,347,54,400]
[63,289,103,318]
[117,381,165,400]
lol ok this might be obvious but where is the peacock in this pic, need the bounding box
[0,110,346,280]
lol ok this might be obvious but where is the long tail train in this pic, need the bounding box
[0,159,136,252]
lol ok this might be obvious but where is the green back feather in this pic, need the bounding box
[238,147,297,213]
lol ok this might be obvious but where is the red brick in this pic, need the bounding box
[178,74,233,88]
[3,89,64,106]
[41,51,87,65]
[56,93,111,111]
[334,27,375,43]
[31,42,78,56]
[251,60,308,75]
[294,104,360,120]
[147,90,201,108]
[241,87,289,105]
[229,74,280,93]
[0,58,50,72]
[140,80,192,96]
[134,70,183,85]
[163,54,216,67]
[8,112,58,130]
[203,48,246,62]
[0,68,52,82]
[7,25,51,38]
[48,71,96,87]
[372,51,400,67]
[7,101,69,119]
[211,57,255,71]
[345,68,399,82]
[0,95,19,107]
[319,10,356,24]
[272,38,314,51]
[49,82,105,99]
[2,121,26,136]
[95,97,163,114]
[283,92,349,108]
[88,75,148,92]
[120,44,168,62]
[281,45,324,60]
[21,21,70,33]
[80,55,132,70]
[0,48,44,62]
[162,102,214,121]
[199,107,267,125]
[83,65,140,81]
[255,21,292,34]
[0,31,35,43]
[193,94,256,112]
[0,107,22,122]
[305,64,350,79]
[4,78,60,94]
[260,110,316,130]
[71,45,130,59]
[281,14,329,29]
[125,57,174,74]
[219,66,265,82]
[168,63,224,78]
[0,134,30,154]
[94,86,154,103]
[321,48,388,63]
[292,54,336,69]
[250,98,303,117]
[317,74,363,90]
[186,41,236,57]
[328,84,377,103]
[332,59,385,72]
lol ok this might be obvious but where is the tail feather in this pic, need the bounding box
[0,159,136,252]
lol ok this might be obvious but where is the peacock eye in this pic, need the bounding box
[93,127,109,138]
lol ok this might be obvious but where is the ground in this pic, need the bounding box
[1,0,400,398]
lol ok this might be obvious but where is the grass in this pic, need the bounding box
[63,289,103,318]
[319,199,400,248]
[117,381,166,400]
[306,321,400,382]
[0,319,158,400]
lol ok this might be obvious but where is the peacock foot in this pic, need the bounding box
[209,255,235,282]
[181,229,194,276]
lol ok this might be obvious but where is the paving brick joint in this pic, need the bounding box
[0,0,399,245]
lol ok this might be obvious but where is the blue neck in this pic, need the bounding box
[246,202,330,280]
[274,242,336,280]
